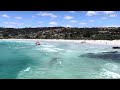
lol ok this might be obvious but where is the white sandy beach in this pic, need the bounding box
[0,39,120,46]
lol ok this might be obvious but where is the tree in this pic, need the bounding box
[83,31,91,37]
[3,32,9,37]
[24,35,30,39]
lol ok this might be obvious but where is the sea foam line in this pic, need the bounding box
[0,39,120,46]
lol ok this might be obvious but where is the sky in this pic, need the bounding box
[0,11,120,28]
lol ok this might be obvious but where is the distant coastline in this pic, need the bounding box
[0,27,120,40]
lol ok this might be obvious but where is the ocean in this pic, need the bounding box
[0,39,120,79]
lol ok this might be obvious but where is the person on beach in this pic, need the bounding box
[35,41,40,45]
[81,40,86,44]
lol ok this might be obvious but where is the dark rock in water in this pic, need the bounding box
[102,51,118,54]
[88,53,93,54]
[79,53,93,56]
[112,47,120,49]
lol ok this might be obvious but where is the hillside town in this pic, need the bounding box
[0,27,120,40]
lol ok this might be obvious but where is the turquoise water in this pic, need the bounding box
[0,40,120,79]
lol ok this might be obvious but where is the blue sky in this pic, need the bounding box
[0,11,120,28]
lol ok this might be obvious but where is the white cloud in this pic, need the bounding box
[86,11,97,16]
[79,22,87,27]
[70,20,78,23]
[79,22,87,25]
[32,16,36,18]
[49,21,57,25]
[101,14,117,20]
[68,11,76,13]
[2,14,10,18]
[3,22,24,26]
[4,25,16,28]
[103,11,115,14]
[103,24,120,27]
[66,25,72,27]
[102,11,117,17]
[37,12,57,18]
[48,25,55,27]
[86,11,117,18]
[25,25,31,27]
[15,16,22,19]
[109,14,117,17]
[64,16,74,20]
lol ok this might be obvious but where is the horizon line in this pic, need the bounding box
[0,26,120,29]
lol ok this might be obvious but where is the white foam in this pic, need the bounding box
[42,48,58,52]
[59,61,62,65]
[1,39,120,46]
[97,68,120,79]
[41,44,55,48]
[104,63,118,71]
[65,50,73,52]
[24,67,31,72]
[37,68,49,71]
[54,48,64,51]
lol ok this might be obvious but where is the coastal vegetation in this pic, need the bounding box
[0,27,120,40]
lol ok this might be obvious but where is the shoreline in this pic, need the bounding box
[0,39,120,46]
